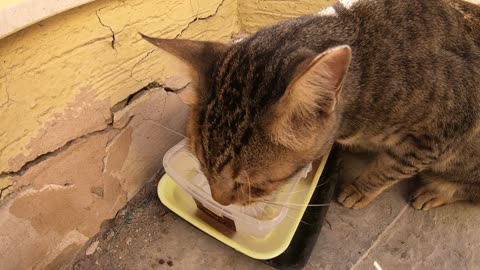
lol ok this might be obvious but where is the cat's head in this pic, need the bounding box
[141,32,351,206]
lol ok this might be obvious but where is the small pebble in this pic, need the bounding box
[85,241,99,256]
[126,237,133,245]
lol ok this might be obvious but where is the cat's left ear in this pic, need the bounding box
[140,33,228,106]
[270,45,352,149]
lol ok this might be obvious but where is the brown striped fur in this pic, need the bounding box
[143,0,480,209]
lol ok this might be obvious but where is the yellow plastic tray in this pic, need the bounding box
[157,154,329,260]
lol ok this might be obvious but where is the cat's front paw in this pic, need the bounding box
[410,183,455,210]
[337,183,374,209]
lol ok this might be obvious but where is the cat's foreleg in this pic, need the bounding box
[412,173,480,210]
[337,148,434,209]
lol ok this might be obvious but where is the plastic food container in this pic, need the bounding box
[163,139,312,239]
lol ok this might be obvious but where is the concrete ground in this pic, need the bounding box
[70,151,480,270]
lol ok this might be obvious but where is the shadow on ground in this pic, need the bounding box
[70,151,480,270]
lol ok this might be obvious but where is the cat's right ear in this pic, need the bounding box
[269,45,352,150]
[140,33,228,106]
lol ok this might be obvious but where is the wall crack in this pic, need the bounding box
[96,10,118,50]
[111,81,163,113]
[176,0,227,38]
[0,183,13,199]
[129,49,157,81]
[0,125,114,179]
[20,36,111,75]
[0,81,183,180]
[129,0,226,81]
[0,89,11,108]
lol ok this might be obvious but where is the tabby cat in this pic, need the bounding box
[142,0,480,210]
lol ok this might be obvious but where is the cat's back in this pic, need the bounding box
[290,0,480,68]
[326,0,480,144]
[337,0,480,90]
[347,0,480,47]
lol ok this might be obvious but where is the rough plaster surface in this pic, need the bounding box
[0,88,189,270]
[0,0,238,269]
[238,0,334,33]
[0,0,238,175]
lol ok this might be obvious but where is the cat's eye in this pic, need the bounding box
[250,187,266,195]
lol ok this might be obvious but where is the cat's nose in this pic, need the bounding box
[211,191,233,206]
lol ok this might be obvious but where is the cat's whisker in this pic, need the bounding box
[152,122,186,138]
[249,198,311,224]
[254,202,267,219]
[259,200,303,211]
[260,200,329,209]
[266,201,330,207]
[274,179,331,195]
[265,201,330,207]
[252,203,261,217]
[185,152,196,158]
[255,201,312,225]
[243,170,252,205]
[281,210,314,226]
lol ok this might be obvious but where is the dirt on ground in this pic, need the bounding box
[70,151,480,270]
[69,172,270,270]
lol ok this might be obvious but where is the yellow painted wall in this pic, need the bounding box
[0,0,336,268]
[0,0,239,269]
[238,0,334,33]
[0,0,237,175]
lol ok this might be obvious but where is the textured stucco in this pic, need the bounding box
[0,88,190,270]
[238,0,334,33]
[0,0,375,269]
[0,0,237,175]
[0,0,238,269]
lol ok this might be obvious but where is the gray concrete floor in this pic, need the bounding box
[70,152,480,270]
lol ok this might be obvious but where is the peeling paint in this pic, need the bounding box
[0,0,239,174]
[0,177,13,200]
[4,91,112,177]
[0,0,343,269]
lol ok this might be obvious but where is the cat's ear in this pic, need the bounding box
[140,33,228,105]
[270,45,352,149]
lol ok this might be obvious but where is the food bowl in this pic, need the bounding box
[158,139,330,259]
[162,139,312,239]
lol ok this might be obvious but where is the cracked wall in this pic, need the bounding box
[0,0,238,269]
[0,0,340,268]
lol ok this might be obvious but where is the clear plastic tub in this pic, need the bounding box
[163,139,312,239]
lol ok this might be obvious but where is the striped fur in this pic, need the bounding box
[144,0,480,209]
